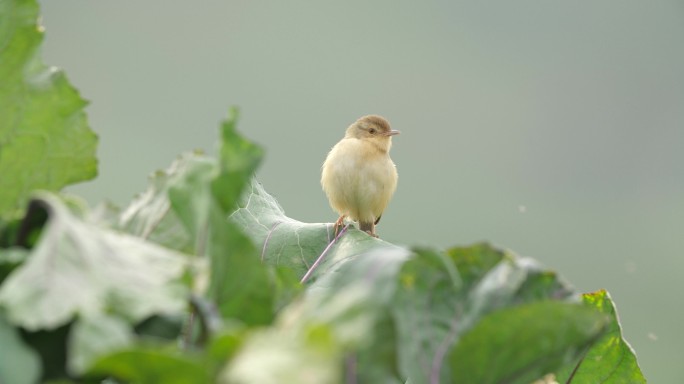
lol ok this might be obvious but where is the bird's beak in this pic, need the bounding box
[384,130,401,136]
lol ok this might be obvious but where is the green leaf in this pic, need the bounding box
[119,154,208,254]
[448,301,607,384]
[555,290,647,383]
[392,245,579,383]
[68,315,134,375]
[120,111,275,327]
[228,184,646,383]
[212,107,264,213]
[305,247,410,383]
[87,348,211,384]
[0,192,188,331]
[220,324,340,384]
[19,323,70,381]
[0,247,27,283]
[231,178,400,280]
[391,248,464,384]
[0,315,41,384]
[0,0,97,218]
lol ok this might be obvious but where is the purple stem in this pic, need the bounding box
[430,316,460,384]
[300,224,349,283]
[345,353,358,384]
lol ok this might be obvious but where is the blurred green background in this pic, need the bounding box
[39,1,682,382]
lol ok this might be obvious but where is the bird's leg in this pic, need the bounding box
[359,221,378,238]
[333,215,346,237]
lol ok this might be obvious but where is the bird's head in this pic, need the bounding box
[345,115,400,152]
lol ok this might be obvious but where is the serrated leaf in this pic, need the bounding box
[555,290,646,383]
[0,315,42,384]
[0,0,97,217]
[0,192,188,331]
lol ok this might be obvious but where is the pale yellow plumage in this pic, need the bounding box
[321,115,399,237]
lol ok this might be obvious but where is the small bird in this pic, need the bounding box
[321,115,399,238]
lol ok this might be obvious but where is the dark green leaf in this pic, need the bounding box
[449,301,607,384]
[19,323,70,381]
[87,348,211,384]
[0,0,97,218]
[0,247,27,283]
[135,314,186,341]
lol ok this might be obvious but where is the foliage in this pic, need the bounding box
[0,0,97,218]
[0,1,646,383]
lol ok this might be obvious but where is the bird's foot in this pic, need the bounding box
[365,230,379,238]
[333,216,346,238]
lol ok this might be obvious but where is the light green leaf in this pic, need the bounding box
[0,0,97,218]
[221,324,340,384]
[0,192,188,331]
[555,290,647,383]
[68,315,133,374]
[231,179,399,280]
[118,153,206,254]
[0,315,41,384]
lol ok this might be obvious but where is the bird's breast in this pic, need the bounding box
[321,139,398,221]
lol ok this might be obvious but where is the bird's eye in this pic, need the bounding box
[369,128,376,134]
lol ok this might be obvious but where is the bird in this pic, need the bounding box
[321,115,399,238]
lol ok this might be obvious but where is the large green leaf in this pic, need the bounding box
[0,193,189,374]
[448,301,606,384]
[0,193,188,330]
[229,187,635,384]
[231,178,400,279]
[555,290,647,383]
[0,0,98,217]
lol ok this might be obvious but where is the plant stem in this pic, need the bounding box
[300,224,349,283]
